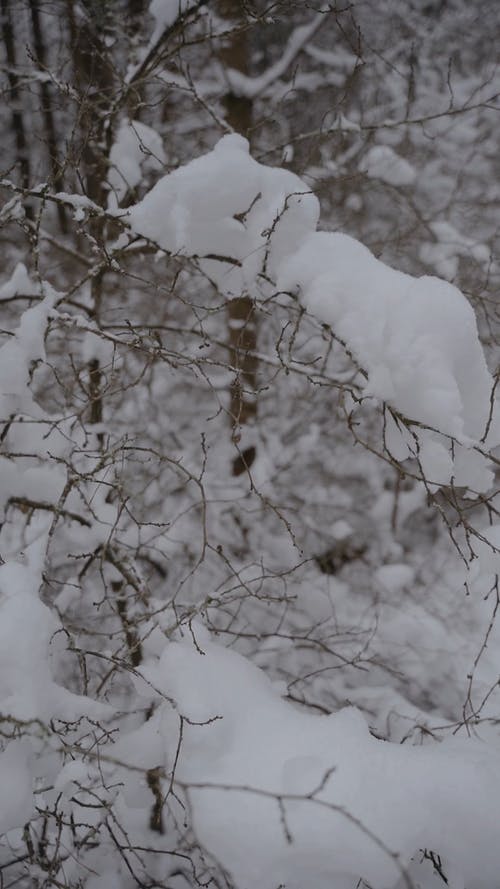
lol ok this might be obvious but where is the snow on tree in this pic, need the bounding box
[128,133,498,494]
[1,2,500,888]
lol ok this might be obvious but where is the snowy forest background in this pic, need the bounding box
[1,1,500,887]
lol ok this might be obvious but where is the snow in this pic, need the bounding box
[53,192,100,215]
[417,433,455,489]
[128,133,319,297]
[119,633,500,889]
[359,145,416,187]
[149,0,196,40]
[331,519,353,540]
[345,192,363,212]
[420,220,490,280]
[374,563,415,593]
[468,523,500,581]
[0,563,57,720]
[0,459,66,509]
[81,329,116,365]
[108,119,166,208]
[279,233,496,444]
[2,9,500,889]
[0,262,37,300]
[0,275,58,417]
[0,743,34,836]
[127,134,499,491]
[2,138,499,883]
[0,527,111,723]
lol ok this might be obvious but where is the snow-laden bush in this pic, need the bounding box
[1,132,500,889]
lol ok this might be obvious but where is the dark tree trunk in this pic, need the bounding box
[66,0,115,445]
[28,0,68,232]
[1,0,33,218]
[218,1,258,476]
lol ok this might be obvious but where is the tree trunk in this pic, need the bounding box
[66,0,114,445]
[28,0,68,232]
[218,1,258,476]
[1,0,32,218]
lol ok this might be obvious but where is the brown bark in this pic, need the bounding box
[112,581,164,834]
[66,0,113,208]
[1,0,32,217]
[125,0,148,118]
[28,0,68,232]
[218,2,258,475]
[66,0,114,444]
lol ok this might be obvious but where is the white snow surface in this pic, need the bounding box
[117,633,500,889]
[128,133,318,297]
[374,562,415,594]
[279,232,494,444]
[108,119,166,208]
[128,134,498,489]
[0,529,111,723]
[0,743,34,836]
[359,145,416,186]
[0,262,37,300]
[0,273,57,418]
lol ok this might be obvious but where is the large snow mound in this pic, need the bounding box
[127,135,499,489]
[118,634,500,889]
[278,231,493,442]
[128,133,319,296]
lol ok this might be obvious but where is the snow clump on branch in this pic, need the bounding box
[128,134,499,491]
